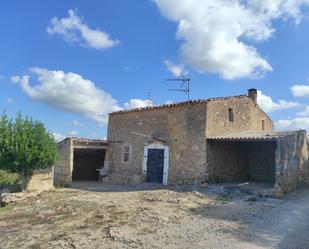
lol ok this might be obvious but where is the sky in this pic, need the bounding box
[2,0,309,141]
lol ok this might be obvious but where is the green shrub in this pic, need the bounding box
[0,111,59,190]
[0,170,20,187]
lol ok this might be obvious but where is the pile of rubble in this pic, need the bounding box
[0,190,41,206]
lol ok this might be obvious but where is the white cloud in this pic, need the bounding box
[11,76,20,83]
[68,130,78,136]
[257,90,300,113]
[52,132,66,142]
[47,9,120,50]
[275,117,309,131]
[297,105,309,116]
[250,0,309,23]
[154,0,309,79]
[291,84,309,97]
[52,130,80,142]
[165,100,174,105]
[5,97,14,104]
[11,68,121,125]
[164,60,187,77]
[124,99,153,109]
[73,120,84,127]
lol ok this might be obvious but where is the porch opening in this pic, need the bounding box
[72,148,106,181]
[207,140,277,184]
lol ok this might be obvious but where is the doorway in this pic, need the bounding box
[146,149,164,183]
[143,144,169,185]
[72,148,106,181]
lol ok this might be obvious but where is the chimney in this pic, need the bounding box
[248,88,257,105]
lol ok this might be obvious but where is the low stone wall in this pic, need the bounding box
[53,139,73,186]
[275,130,309,196]
[27,168,54,191]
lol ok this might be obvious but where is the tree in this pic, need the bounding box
[0,111,58,190]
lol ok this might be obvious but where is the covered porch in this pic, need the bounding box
[206,130,309,196]
[54,137,108,186]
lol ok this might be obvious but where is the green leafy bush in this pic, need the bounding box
[0,170,20,187]
[0,111,58,190]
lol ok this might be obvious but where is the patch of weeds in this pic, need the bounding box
[0,203,14,213]
[0,170,20,186]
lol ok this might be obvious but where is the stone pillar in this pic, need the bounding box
[53,138,73,186]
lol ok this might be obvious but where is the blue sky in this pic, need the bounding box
[1,0,309,140]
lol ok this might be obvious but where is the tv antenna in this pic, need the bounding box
[147,90,152,102]
[166,73,191,101]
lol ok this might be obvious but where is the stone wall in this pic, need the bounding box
[27,168,54,191]
[53,138,73,186]
[251,107,273,132]
[206,141,248,182]
[107,102,208,185]
[275,130,309,196]
[247,142,276,183]
[206,140,276,183]
[107,93,274,185]
[206,97,273,137]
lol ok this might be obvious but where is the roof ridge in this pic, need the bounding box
[110,94,248,115]
[58,137,108,144]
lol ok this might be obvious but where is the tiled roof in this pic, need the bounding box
[206,131,303,141]
[110,95,248,115]
[58,137,108,145]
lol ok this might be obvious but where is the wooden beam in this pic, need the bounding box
[73,145,107,149]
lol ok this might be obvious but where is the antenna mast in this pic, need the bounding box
[147,90,152,102]
[166,74,191,101]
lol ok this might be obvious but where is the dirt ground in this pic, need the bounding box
[1,182,309,249]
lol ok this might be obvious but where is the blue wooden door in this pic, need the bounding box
[146,149,164,183]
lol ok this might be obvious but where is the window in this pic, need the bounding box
[228,108,234,122]
[262,120,265,131]
[123,146,130,162]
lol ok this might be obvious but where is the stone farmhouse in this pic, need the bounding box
[54,89,309,195]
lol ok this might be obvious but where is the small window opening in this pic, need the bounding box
[262,120,265,131]
[228,108,234,122]
[123,146,130,162]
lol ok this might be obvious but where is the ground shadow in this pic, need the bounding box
[188,185,309,249]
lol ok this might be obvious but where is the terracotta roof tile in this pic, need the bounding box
[206,130,305,141]
[58,137,108,145]
[110,94,248,115]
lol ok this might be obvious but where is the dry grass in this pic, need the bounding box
[0,187,221,249]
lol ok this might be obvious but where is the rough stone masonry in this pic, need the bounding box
[54,89,309,196]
